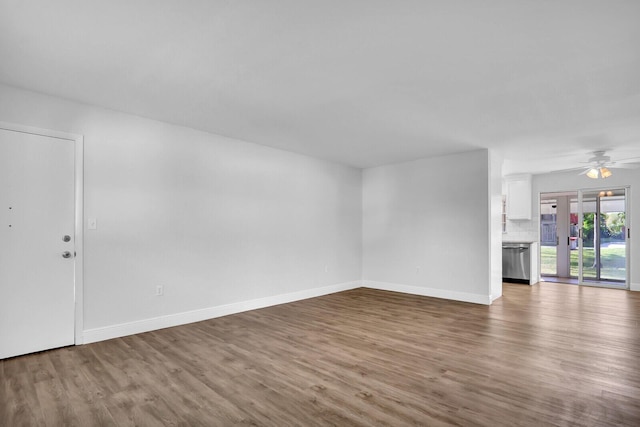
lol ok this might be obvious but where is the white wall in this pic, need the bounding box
[532,169,640,290]
[362,149,498,304]
[0,84,362,341]
[489,150,503,301]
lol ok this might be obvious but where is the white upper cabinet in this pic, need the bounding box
[505,174,532,220]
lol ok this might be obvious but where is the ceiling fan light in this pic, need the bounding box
[600,167,612,178]
[586,168,599,179]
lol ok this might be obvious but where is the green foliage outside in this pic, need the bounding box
[581,212,625,247]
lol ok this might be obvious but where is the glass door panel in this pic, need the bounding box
[540,193,577,282]
[599,191,626,281]
[578,188,627,288]
[540,198,557,276]
[569,199,579,277]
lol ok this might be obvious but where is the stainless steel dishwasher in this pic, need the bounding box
[502,243,531,283]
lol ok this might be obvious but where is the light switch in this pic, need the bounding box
[88,218,97,230]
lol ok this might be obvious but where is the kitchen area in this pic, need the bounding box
[502,171,633,289]
[502,174,539,285]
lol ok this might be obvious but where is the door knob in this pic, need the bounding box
[62,235,71,242]
[62,251,72,259]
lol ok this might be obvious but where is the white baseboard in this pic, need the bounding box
[361,280,492,305]
[631,282,640,292]
[82,281,361,344]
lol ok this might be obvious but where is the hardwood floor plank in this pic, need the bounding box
[2,282,640,425]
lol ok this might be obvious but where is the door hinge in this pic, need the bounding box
[628,228,631,239]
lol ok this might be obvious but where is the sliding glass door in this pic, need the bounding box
[577,188,629,288]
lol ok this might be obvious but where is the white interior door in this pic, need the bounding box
[0,128,77,359]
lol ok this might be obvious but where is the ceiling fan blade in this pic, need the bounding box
[613,156,640,164]
[610,162,640,169]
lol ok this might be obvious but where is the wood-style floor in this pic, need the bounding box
[2,283,640,426]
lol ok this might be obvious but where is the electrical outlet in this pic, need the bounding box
[156,285,164,296]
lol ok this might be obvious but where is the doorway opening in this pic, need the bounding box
[540,188,629,289]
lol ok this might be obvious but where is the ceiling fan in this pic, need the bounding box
[570,150,640,179]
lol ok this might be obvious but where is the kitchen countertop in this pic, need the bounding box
[502,240,537,244]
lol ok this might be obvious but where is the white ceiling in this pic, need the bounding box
[1,1,639,174]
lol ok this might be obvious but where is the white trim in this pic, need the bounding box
[0,121,81,142]
[361,280,492,305]
[83,281,361,344]
[629,282,639,292]
[73,136,85,344]
[0,121,85,345]
[625,186,631,290]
